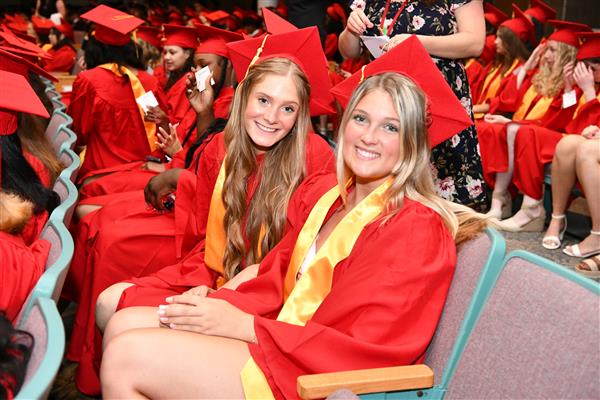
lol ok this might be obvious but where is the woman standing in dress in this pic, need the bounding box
[339,0,487,209]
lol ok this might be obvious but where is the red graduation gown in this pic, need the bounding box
[67,133,335,395]
[41,45,76,73]
[512,97,600,199]
[0,232,50,322]
[75,86,234,201]
[210,173,457,399]
[68,68,164,181]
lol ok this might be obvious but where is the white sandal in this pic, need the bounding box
[575,255,600,278]
[563,230,600,258]
[542,214,567,250]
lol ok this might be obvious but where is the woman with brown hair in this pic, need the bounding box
[65,27,336,396]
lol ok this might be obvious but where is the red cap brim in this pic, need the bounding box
[330,35,472,148]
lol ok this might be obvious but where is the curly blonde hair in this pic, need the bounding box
[336,73,488,245]
[532,40,578,98]
[221,57,311,279]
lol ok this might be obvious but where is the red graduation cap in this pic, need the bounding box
[0,26,51,58]
[226,27,335,116]
[31,15,54,35]
[0,45,52,64]
[80,5,144,46]
[204,10,238,30]
[0,70,49,186]
[195,24,242,58]
[136,25,162,48]
[0,47,57,82]
[327,3,347,26]
[483,3,508,29]
[524,0,556,24]
[0,70,49,135]
[576,32,600,61]
[500,4,535,43]
[547,20,591,48]
[330,35,472,149]
[162,24,199,49]
[53,18,74,41]
[3,25,37,44]
[262,7,296,34]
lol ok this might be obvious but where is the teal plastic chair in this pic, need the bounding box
[49,173,79,226]
[15,297,65,400]
[58,147,81,184]
[50,97,66,112]
[44,110,73,143]
[51,125,77,155]
[18,219,74,323]
[44,86,61,101]
[296,228,506,400]
[443,250,599,399]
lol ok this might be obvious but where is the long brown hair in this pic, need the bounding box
[221,57,311,279]
[336,73,488,245]
[494,26,531,75]
[17,113,63,183]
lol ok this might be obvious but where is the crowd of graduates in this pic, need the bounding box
[0,0,598,398]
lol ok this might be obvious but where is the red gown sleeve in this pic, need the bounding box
[566,98,600,134]
[488,66,529,114]
[0,233,50,322]
[305,133,336,175]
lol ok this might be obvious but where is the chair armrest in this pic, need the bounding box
[297,364,434,399]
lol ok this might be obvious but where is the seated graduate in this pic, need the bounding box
[64,26,336,396]
[100,36,487,399]
[0,312,34,398]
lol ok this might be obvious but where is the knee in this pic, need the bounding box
[100,330,141,394]
[575,139,600,162]
[96,283,128,332]
[555,135,584,159]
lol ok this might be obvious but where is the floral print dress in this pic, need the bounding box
[350,0,487,208]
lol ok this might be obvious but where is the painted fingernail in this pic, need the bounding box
[165,297,173,302]
[159,317,169,322]
[170,323,177,329]
[158,309,165,316]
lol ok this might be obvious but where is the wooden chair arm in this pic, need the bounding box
[297,364,434,399]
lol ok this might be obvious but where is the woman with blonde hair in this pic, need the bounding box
[65,27,336,396]
[478,20,583,228]
[101,37,487,399]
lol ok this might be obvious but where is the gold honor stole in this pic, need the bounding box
[97,63,158,152]
[513,85,554,121]
[474,59,521,119]
[204,158,228,276]
[204,158,266,285]
[240,178,392,399]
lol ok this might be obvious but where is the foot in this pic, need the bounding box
[486,191,511,219]
[575,255,600,278]
[563,232,600,258]
[497,204,545,232]
[542,214,566,250]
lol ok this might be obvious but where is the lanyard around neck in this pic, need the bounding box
[379,0,409,36]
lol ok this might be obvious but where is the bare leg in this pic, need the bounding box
[544,135,586,241]
[101,328,249,399]
[102,306,160,351]
[96,282,134,332]
[564,139,600,257]
[488,123,520,217]
[75,204,102,220]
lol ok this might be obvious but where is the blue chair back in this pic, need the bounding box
[15,297,65,400]
[44,111,72,143]
[445,251,600,399]
[52,125,77,155]
[58,147,81,184]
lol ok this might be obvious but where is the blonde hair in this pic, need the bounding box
[0,192,34,234]
[336,73,487,245]
[221,57,311,279]
[533,40,578,98]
